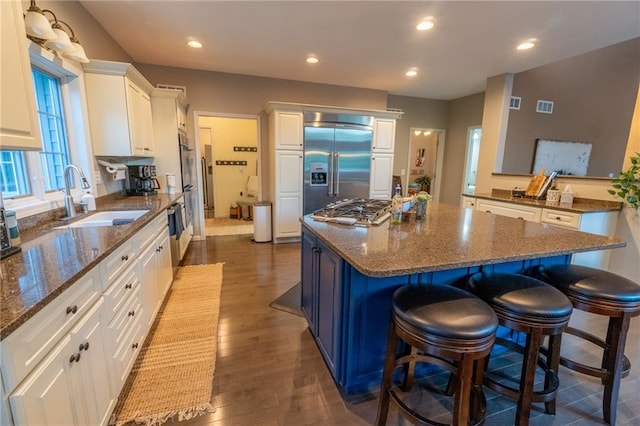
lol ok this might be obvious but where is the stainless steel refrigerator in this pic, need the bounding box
[303,112,373,214]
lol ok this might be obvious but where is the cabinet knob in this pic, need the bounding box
[556,216,561,220]
[121,254,129,261]
[125,283,132,289]
[69,353,80,363]
[132,343,139,350]
[66,305,78,315]
[79,342,89,351]
[128,310,135,317]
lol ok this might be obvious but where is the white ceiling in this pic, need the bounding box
[79,1,640,100]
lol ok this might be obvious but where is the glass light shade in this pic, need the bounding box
[63,41,90,63]
[45,27,73,52]
[24,10,56,39]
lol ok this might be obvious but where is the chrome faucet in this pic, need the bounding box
[63,164,91,219]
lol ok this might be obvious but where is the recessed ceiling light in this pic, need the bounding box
[306,56,319,64]
[187,40,203,49]
[406,69,418,77]
[517,40,536,50]
[416,19,435,31]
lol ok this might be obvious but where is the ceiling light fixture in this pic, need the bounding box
[416,18,435,31]
[306,56,319,64]
[23,0,90,63]
[187,40,203,49]
[406,68,418,77]
[517,40,536,50]
[414,130,422,136]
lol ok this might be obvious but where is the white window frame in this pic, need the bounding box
[4,44,95,218]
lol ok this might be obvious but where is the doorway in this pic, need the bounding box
[462,126,482,195]
[195,113,260,237]
[405,128,445,201]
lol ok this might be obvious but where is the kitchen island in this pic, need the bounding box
[300,202,625,394]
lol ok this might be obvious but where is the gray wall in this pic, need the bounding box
[502,37,640,177]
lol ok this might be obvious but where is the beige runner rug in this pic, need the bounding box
[110,263,223,426]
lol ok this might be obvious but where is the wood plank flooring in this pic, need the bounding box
[178,235,639,425]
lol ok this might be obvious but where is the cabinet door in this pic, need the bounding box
[372,119,395,152]
[369,153,394,199]
[461,196,476,209]
[127,80,154,156]
[156,230,173,298]
[274,150,303,239]
[315,240,342,376]
[301,231,317,332]
[274,111,303,150]
[68,299,113,426]
[139,242,161,328]
[0,1,42,150]
[9,335,78,426]
[177,103,188,132]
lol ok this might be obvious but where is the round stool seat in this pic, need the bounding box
[538,264,640,310]
[393,284,499,342]
[467,272,573,327]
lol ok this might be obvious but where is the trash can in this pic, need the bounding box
[253,201,272,242]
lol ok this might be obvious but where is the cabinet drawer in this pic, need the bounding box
[103,262,139,322]
[107,291,141,356]
[137,218,157,251]
[1,270,101,393]
[541,208,581,229]
[111,311,144,394]
[475,199,541,222]
[100,239,136,291]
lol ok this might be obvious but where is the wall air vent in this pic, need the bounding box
[509,96,521,110]
[536,100,554,114]
[156,84,187,96]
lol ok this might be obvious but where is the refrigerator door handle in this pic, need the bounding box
[328,153,334,196]
[334,152,340,196]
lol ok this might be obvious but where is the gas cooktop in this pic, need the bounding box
[310,198,392,226]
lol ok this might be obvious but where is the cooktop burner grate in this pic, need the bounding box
[310,198,392,226]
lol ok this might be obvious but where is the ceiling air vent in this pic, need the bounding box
[156,84,187,96]
[509,96,521,110]
[536,100,554,114]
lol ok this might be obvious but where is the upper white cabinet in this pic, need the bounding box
[83,60,155,157]
[372,118,395,152]
[272,150,303,241]
[0,1,42,150]
[271,111,303,150]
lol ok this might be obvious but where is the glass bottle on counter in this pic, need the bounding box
[391,184,403,225]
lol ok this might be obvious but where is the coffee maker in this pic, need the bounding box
[0,191,21,259]
[126,165,161,196]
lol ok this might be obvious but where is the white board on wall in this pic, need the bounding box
[531,139,592,176]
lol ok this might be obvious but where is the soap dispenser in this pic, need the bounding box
[81,192,97,211]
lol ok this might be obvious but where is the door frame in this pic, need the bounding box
[193,111,262,240]
[404,127,445,202]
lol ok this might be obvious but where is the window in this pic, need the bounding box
[0,67,72,201]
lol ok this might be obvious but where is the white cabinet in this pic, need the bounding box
[541,208,618,268]
[272,150,303,241]
[0,1,41,150]
[83,60,155,157]
[475,198,542,222]
[369,153,394,199]
[270,111,303,150]
[372,118,395,152]
[461,196,476,209]
[9,298,113,426]
[151,89,189,192]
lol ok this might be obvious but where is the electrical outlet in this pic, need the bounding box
[94,172,102,185]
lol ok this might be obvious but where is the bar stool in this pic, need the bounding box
[537,264,640,425]
[376,284,499,426]
[466,272,573,426]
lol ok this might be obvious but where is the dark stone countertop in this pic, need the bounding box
[467,191,623,213]
[0,193,184,340]
[301,202,626,278]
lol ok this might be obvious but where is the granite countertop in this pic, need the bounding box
[467,191,623,213]
[0,193,184,340]
[301,202,626,278]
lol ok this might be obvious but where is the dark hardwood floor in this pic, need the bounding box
[177,235,640,425]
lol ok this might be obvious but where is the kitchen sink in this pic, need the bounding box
[56,210,150,228]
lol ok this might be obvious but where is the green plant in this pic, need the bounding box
[608,152,640,211]
[415,175,432,191]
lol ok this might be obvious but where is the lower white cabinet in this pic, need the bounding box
[475,198,542,222]
[9,299,113,426]
[461,196,476,209]
[369,153,394,199]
